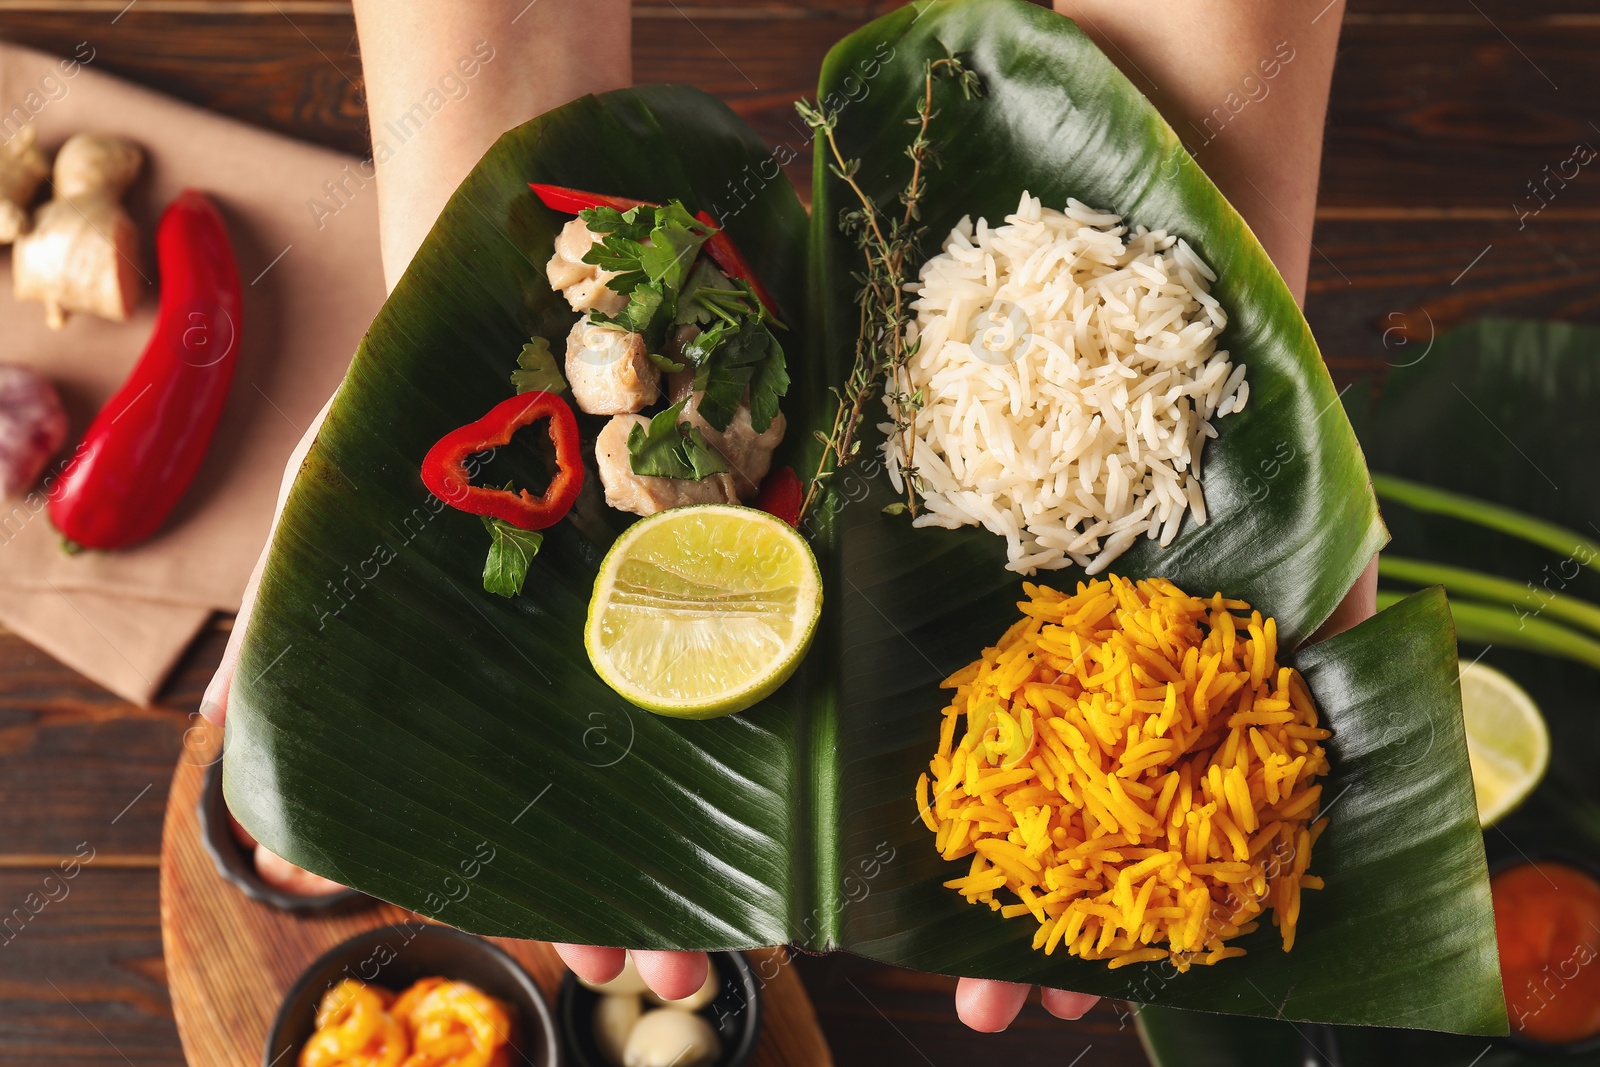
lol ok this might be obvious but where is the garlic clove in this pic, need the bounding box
[592,993,642,1066]
[622,1008,720,1067]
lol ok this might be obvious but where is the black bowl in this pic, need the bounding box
[1489,851,1600,1058]
[558,951,761,1067]
[264,923,561,1067]
[198,756,369,914]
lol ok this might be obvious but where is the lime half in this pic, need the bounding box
[585,505,822,718]
[1459,660,1549,827]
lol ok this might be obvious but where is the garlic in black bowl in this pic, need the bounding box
[559,951,761,1067]
[593,992,643,1064]
[622,1009,719,1067]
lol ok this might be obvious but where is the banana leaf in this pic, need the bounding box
[1137,1009,1542,1067]
[1140,322,1600,1061]
[224,0,1499,1031]
[815,0,1380,647]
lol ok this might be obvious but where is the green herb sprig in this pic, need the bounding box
[510,336,566,395]
[581,204,787,479]
[482,516,543,597]
[673,265,789,436]
[479,481,545,598]
[627,398,730,480]
[795,54,981,525]
[580,201,713,345]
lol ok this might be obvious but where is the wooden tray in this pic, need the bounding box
[160,720,833,1067]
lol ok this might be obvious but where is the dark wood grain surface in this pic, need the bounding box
[0,1,1586,1064]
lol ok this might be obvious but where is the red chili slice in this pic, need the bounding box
[421,391,583,530]
[528,182,782,320]
[527,183,651,215]
[754,466,802,528]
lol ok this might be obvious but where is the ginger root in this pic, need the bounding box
[0,126,49,244]
[14,133,144,330]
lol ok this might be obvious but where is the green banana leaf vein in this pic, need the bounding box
[224,0,1500,1032]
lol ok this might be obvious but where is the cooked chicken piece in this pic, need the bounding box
[669,372,786,500]
[663,323,701,366]
[595,415,739,517]
[545,218,627,317]
[566,321,660,415]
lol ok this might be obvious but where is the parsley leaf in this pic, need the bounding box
[480,514,544,598]
[638,203,706,291]
[680,318,788,434]
[626,399,730,480]
[648,350,687,373]
[749,339,790,434]
[671,271,789,433]
[676,270,773,330]
[579,204,652,243]
[674,260,727,327]
[578,201,713,344]
[510,336,566,395]
[594,282,665,336]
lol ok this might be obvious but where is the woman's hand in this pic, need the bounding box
[957,980,1099,1031]
[200,0,718,1011]
[554,946,709,1003]
[205,0,1364,1031]
[939,0,1359,1031]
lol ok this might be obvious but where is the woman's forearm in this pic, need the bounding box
[1054,0,1343,304]
[352,0,632,289]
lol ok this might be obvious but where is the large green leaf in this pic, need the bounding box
[225,0,1498,1032]
[815,0,1489,1031]
[1141,322,1600,1060]
[812,0,1384,650]
[226,86,820,949]
[1137,1008,1552,1067]
[840,585,1501,1029]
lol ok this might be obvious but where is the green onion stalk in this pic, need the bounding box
[1372,473,1600,563]
[1377,590,1600,673]
[1372,473,1600,670]
[1379,556,1600,638]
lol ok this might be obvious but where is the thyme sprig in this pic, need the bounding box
[795,54,982,525]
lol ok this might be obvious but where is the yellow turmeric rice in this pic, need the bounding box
[916,575,1330,971]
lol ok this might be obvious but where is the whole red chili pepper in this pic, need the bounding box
[49,190,243,551]
[420,391,583,530]
[529,182,782,319]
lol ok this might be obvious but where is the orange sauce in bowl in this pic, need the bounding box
[1492,861,1600,1046]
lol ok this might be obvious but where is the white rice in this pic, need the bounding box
[882,192,1244,576]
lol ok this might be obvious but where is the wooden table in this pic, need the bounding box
[0,1,1592,1064]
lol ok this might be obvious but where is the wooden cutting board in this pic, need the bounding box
[159,720,833,1067]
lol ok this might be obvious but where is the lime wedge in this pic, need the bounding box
[585,505,822,718]
[1459,660,1549,827]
